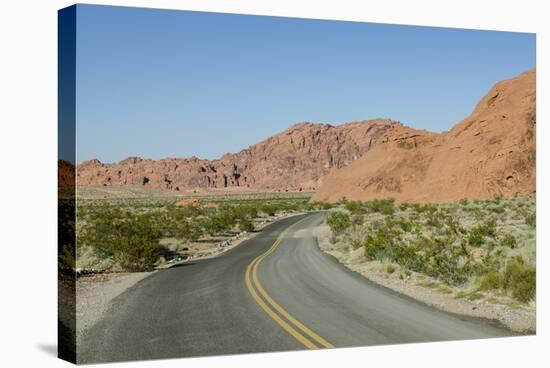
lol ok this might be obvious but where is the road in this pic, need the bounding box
[78,212,512,364]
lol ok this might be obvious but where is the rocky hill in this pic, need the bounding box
[77,119,396,192]
[58,160,75,187]
[312,69,536,203]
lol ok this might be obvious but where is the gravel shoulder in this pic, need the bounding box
[76,272,152,343]
[314,224,535,333]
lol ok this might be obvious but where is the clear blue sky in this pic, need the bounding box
[75,4,535,163]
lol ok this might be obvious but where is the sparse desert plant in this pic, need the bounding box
[239,219,255,232]
[80,209,164,272]
[500,232,517,249]
[351,215,364,230]
[397,218,413,232]
[364,198,395,215]
[524,212,536,228]
[326,211,352,236]
[467,229,485,247]
[478,271,503,291]
[503,256,536,302]
[345,200,366,215]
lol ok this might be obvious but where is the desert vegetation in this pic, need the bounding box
[325,195,536,304]
[74,192,332,273]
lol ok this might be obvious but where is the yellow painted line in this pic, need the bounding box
[245,215,334,349]
[245,258,318,349]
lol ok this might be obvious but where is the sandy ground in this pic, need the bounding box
[314,224,535,333]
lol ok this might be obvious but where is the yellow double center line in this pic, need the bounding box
[245,216,334,349]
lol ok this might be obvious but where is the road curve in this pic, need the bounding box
[78,213,513,364]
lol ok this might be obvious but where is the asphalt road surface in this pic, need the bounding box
[78,212,513,364]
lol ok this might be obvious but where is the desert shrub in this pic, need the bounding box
[111,235,163,272]
[345,201,366,215]
[467,229,485,247]
[524,212,536,228]
[239,219,255,232]
[426,239,472,285]
[425,210,441,227]
[81,209,163,272]
[394,242,422,271]
[397,218,413,232]
[412,203,437,214]
[365,198,395,215]
[204,214,230,235]
[310,201,335,210]
[500,233,517,249]
[503,256,536,302]
[477,217,498,237]
[444,215,463,235]
[326,211,351,236]
[350,238,363,250]
[468,218,497,247]
[363,223,401,261]
[477,252,502,275]
[478,272,503,291]
[261,204,277,216]
[351,215,364,228]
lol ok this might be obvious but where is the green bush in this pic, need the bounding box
[398,219,413,232]
[501,233,517,249]
[467,229,484,247]
[352,215,364,228]
[326,211,351,236]
[363,223,401,261]
[524,212,536,227]
[478,218,498,237]
[112,235,163,272]
[444,215,463,235]
[239,219,255,232]
[478,272,503,291]
[81,209,163,272]
[345,201,366,215]
[459,198,469,206]
[503,257,536,302]
[364,198,395,215]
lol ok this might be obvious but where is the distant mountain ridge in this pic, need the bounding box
[76,119,397,192]
[312,69,536,203]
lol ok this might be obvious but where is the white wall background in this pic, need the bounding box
[0,1,547,367]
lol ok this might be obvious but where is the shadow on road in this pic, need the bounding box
[165,261,200,270]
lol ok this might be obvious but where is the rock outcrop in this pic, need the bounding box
[77,119,396,192]
[58,160,75,187]
[312,69,536,203]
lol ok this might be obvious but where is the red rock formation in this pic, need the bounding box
[58,160,75,187]
[312,69,536,203]
[77,119,396,192]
